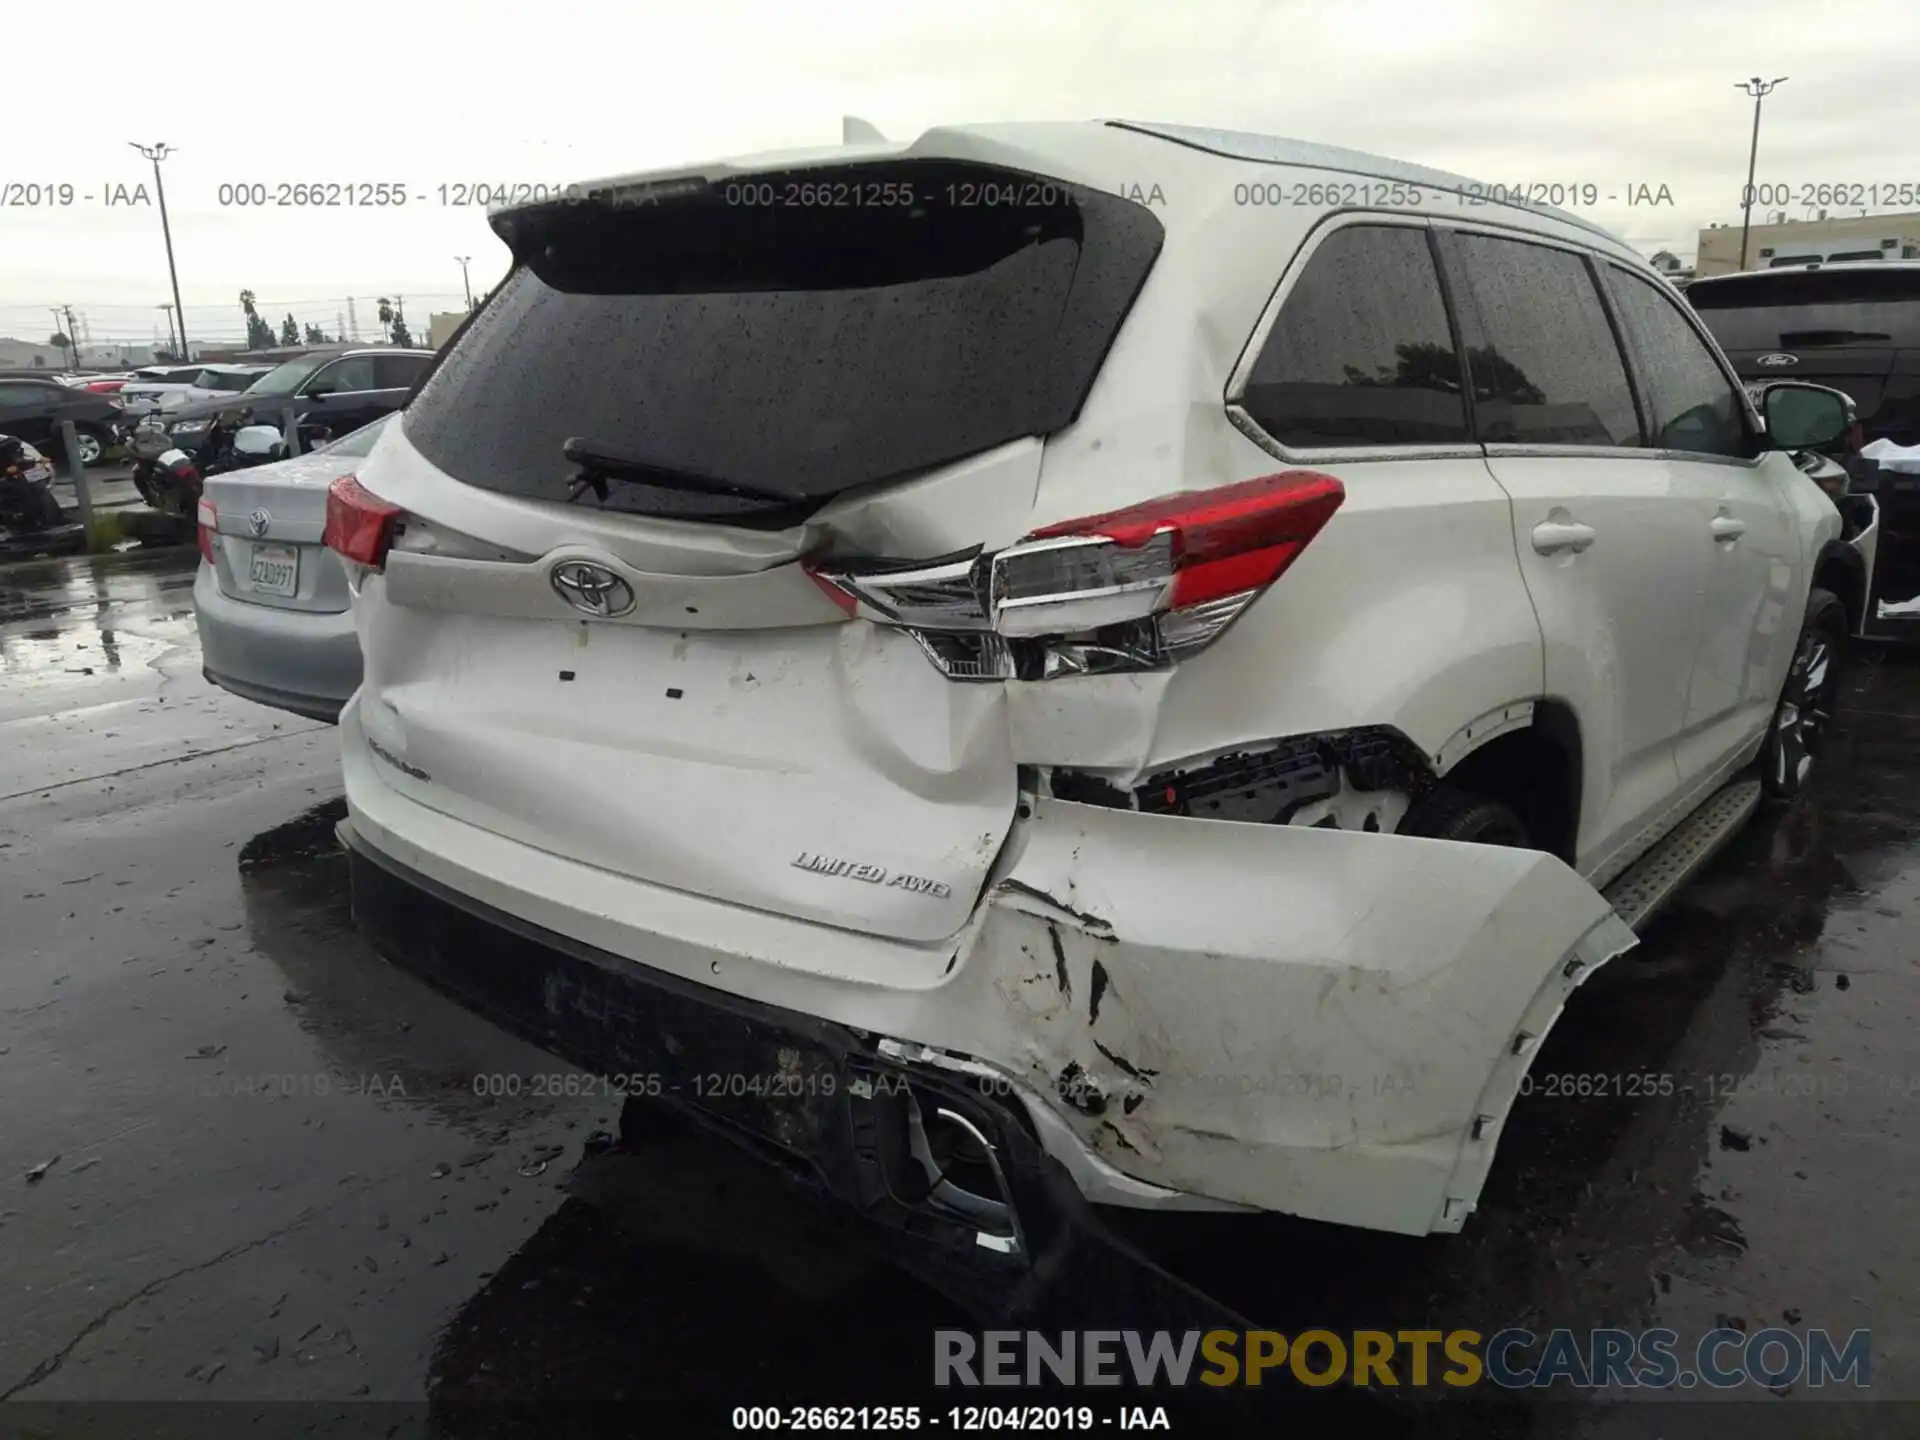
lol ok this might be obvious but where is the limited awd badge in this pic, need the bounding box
[792,851,952,899]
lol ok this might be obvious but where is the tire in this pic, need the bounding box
[1396,785,1531,848]
[52,426,104,467]
[1760,587,1847,799]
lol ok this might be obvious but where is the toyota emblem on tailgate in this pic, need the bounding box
[1756,353,1799,367]
[550,560,636,618]
[248,508,271,536]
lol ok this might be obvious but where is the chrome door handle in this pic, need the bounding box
[1531,520,1597,555]
[1711,515,1747,541]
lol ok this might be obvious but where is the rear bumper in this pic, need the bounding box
[340,695,1636,1237]
[343,828,1109,1308]
[194,561,361,722]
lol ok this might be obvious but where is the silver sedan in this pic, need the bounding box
[193,414,393,722]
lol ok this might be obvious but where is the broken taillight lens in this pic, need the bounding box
[195,498,217,565]
[808,470,1344,680]
[323,475,403,569]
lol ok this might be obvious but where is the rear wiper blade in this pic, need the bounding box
[1777,329,1893,346]
[561,436,800,505]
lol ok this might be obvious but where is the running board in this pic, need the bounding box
[1601,778,1764,933]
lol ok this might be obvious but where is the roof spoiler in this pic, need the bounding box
[842,116,887,144]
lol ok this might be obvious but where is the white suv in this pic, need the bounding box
[324,122,1852,1251]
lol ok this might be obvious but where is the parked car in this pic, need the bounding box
[194,414,394,722]
[0,376,124,465]
[162,349,433,462]
[325,122,1851,1259]
[118,363,274,417]
[1693,262,1920,618]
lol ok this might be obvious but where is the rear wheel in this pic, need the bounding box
[52,426,105,467]
[1397,786,1531,848]
[1760,587,1846,799]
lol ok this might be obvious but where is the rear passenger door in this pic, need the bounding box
[1601,264,1801,787]
[1436,225,1716,885]
[298,355,383,438]
[0,381,61,447]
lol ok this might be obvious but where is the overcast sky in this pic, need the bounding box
[5,0,1916,349]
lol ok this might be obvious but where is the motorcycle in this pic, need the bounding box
[127,412,183,511]
[0,433,84,541]
[130,410,303,517]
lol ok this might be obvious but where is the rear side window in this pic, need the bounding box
[376,354,430,389]
[1444,233,1639,447]
[1687,268,1920,351]
[1603,267,1751,458]
[404,162,1165,525]
[1239,224,1468,448]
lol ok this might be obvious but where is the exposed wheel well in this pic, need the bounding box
[1813,550,1863,634]
[1437,702,1582,864]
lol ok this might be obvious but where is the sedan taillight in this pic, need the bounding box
[808,470,1344,681]
[196,498,218,564]
[323,475,403,568]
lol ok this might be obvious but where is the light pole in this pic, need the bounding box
[129,142,190,359]
[455,256,474,309]
[157,304,179,360]
[1736,77,1788,272]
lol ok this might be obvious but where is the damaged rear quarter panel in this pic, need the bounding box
[981,798,1636,1234]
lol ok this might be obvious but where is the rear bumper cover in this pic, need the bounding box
[194,562,361,722]
[340,696,1636,1236]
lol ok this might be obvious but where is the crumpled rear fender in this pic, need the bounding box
[976,800,1637,1235]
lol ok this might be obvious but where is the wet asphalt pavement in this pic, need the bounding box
[4,546,1920,1438]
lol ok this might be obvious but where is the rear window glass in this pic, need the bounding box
[1688,268,1920,350]
[403,162,1164,525]
[321,413,394,459]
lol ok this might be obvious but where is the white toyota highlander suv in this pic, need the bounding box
[324,122,1856,1261]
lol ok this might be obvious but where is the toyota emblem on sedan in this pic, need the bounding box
[248,508,272,537]
[550,560,636,618]
[1756,353,1799,368]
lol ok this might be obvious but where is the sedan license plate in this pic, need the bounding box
[247,542,299,597]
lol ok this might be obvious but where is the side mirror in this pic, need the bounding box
[304,384,335,399]
[1764,383,1851,451]
[232,424,285,459]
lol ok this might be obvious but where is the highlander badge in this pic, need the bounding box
[550,559,636,618]
[792,851,952,898]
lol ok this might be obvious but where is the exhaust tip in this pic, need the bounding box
[904,1088,1026,1259]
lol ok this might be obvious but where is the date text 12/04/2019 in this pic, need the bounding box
[730,1406,1172,1431]
[467,1070,852,1100]
[1228,181,1675,210]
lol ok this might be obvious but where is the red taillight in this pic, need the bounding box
[196,498,217,564]
[803,562,859,617]
[323,474,402,568]
[809,470,1346,680]
[1027,470,1345,609]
